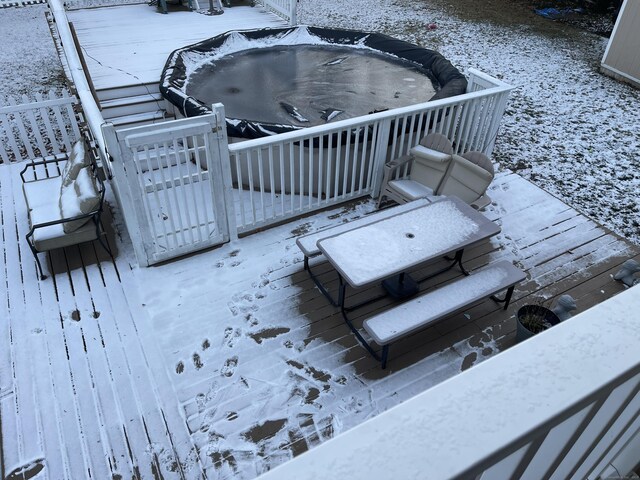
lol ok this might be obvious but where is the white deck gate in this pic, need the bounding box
[103,109,236,266]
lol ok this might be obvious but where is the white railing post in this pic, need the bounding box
[211,103,238,242]
[371,117,392,198]
[101,122,149,266]
[289,0,297,26]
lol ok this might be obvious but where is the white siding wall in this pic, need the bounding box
[601,0,640,88]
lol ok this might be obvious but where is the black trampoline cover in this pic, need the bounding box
[160,26,468,139]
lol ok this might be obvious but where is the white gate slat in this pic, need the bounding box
[179,135,204,243]
[161,139,188,246]
[139,146,165,248]
[171,137,196,245]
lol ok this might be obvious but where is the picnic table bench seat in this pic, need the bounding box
[363,260,526,368]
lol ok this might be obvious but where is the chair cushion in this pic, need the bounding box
[388,179,434,200]
[30,202,97,251]
[59,167,101,233]
[60,140,88,188]
[23,176,62,212]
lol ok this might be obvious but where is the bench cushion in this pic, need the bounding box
[364,261,526,345]
[387,179,435,201]
[296,198,431,258]
[23,176,62,212]
[30,202,97,251]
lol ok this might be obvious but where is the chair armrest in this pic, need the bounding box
[385,154,413,170]
[20,155,68,183]
[381,154,413,186]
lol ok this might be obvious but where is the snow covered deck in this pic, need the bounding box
[65,3,289,92]
[1,160,638,478]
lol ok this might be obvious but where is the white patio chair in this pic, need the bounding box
[437,151,495,210]
[376,133,454,207]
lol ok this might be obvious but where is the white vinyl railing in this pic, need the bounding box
[0,0,45,7]
[258,286,640,480]
[229,69,512,234]
[256,0,296,25]
[0,90,80,163]
[61,0,143,10]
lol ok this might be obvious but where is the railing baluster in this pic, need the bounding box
[246,150,256,224]
[138,146,163,248]
[234,152,247,228]
[279,143,285,217]
[268,145,276,218]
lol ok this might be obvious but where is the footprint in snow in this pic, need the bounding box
[193,353,204,370]
[221,356,238,377]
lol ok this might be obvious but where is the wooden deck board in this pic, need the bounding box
[2,161,639,479]
[67,4,289,91]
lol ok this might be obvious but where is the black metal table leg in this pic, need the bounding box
[338,274,381,362]
[381,345,389,369]
[305,255,340,307]
[491,285,515,310]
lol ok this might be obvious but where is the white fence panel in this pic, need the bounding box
[0,90,80,163]
[229,69,512,234]
[105,109,235,266]
[256,0,296,25]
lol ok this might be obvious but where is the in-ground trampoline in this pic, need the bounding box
[160,26,468,139]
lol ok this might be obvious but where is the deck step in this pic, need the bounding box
[96,83,161,102]
[100,92,166,119]
[111,110,174,129]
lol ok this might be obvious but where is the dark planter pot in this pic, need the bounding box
[516,305,561,343]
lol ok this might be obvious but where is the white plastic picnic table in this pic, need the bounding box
[315,196,501,358]
[317,196,500,289]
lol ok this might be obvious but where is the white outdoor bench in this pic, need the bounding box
[21,140,112,279]
[296,198,432,304]
[363,260,526,368]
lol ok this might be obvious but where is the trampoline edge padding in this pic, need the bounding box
[160,25,468,139]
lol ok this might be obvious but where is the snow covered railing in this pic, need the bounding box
[48,0,113,181]
[229,70,512,234]
[259,286,640,480]
[256,0,296,25]
[0,90,81,163]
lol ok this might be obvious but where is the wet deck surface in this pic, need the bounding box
[1,161,638,479]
